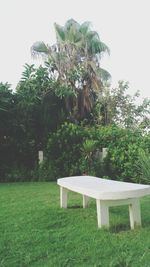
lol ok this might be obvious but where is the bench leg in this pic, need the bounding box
[96,200,109,228]
[129,199,141,229]
[60,187,68,208]
[83,195,90,208]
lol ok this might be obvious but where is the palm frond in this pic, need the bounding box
[99,68,111,81]
[97,41,110,55]
[54,23,65,42]
[79,21,91,35]
[64,19,80,32]
[88,37,110,55]
[31,41,49,58]
[65,22,81,44]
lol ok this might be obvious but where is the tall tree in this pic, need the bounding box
[0,82,14,140]
[16,64,66,149]
[0,82,17,179]
[31,19,110,121]
[95,80,150,130]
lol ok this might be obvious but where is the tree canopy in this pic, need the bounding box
[31,19,111,121]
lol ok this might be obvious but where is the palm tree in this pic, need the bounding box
[31,19,111,121]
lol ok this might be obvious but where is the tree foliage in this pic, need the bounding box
[0,82,17,179]
[0,65,67,181]
[95,80,150,130]
[31,19,111,121]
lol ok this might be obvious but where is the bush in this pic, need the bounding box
[136,149,150,184]
[3,122,149,183]
[40,123,149,183]
[43,122,89,179]
[0,165,33,182]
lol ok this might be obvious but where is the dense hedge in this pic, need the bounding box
[38,123,150,183]
[1,122,150,183]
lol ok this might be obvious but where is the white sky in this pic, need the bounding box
[0,0,150,100]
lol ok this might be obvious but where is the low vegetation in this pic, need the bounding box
[0,182,150,267]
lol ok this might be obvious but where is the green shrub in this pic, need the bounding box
[44,122,89,179]
[136,149,150,184]
[0,165,32,182]
[36,123,150,183]
[97,127,146,183]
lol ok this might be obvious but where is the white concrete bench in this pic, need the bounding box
[57,176,150,229]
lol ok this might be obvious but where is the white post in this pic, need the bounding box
[38,150,43,164]
[102,148,108,160]
[98,148,108,162]
[60,187,68,208]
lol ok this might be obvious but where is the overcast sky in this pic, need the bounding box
[0,0,150,100]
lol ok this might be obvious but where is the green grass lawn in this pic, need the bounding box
[0,182,150,267]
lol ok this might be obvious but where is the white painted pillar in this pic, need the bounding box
[38,150,43,164]
[102,148,108,159]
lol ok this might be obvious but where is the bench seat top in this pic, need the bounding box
[57,176,150,200]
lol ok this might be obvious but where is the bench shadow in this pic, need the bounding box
[68,205,82,209]
[109,223,130,233]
